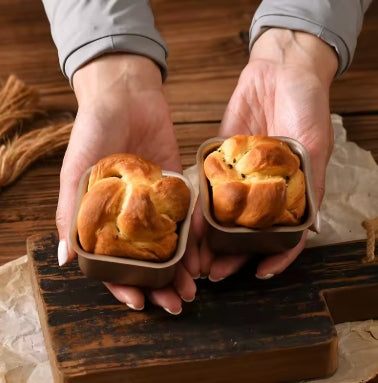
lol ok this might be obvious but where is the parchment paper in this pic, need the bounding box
[0,114,377,382]
[0,255,53,383]
[307,114,378,247]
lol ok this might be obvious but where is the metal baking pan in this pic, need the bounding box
[69,167,195,289]
[197,136,319,255]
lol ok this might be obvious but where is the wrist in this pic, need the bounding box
[250,28,338,86]
[72,54,163,106]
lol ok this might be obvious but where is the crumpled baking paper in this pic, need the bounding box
[0,255,53,383]
[1,114,377,382]
[307,114,378,247]
[310,321,378,383]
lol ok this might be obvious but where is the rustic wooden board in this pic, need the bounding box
[27,232,378,383]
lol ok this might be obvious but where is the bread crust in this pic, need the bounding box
[204,135,306,228]
[77,153,191,261]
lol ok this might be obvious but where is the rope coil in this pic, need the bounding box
[362,217,378,263]
[0,75,72,189]
[0,75,42,139]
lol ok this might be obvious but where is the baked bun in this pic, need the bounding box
[77,153,191,262]
[203,135,306,228]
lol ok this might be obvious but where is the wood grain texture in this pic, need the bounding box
[0,0,378,119]
[28,232,378,383]
[160,0,378,121]
[1,116,377,265]
[0,0,75,111]
[343,114,378,161]
[0,1,377,265]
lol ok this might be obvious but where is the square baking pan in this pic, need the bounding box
[69,167,195,289]
[197,136,319,255]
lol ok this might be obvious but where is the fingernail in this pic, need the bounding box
[163,306,182,315]
[200,274,208,279]
[181,295,195,303]
[58,240,68,266]
[208,275,225,282]
[193,274,201,280]
[255,273,274,280]
[126,303,144,311]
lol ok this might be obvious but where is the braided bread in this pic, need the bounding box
[77,153,191,262]
[203,135,306,229]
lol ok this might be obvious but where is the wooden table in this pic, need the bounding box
[0,0,377,263]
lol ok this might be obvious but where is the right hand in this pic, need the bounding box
[190,29,337,282]
[56,54,196,314]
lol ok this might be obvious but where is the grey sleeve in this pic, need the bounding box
[41,0,168,84]
[249,0,373,76]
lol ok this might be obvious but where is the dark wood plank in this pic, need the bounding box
[343,114,378,161]
[27,232,378,383]
[0,0,75,111]
[161,0,378,120]
[0,0,378,120]
[0,156,62,264]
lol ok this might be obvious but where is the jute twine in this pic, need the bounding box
[0,122,72,188]
[0,75,73,189]
[0,74,42,139]
[362,217,378,263]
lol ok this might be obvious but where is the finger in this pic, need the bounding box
[255,231,308,279]
[148,287,182,316]
[191,201,206,239]
[305,147,328,209]
[56,120,97,267]
[182,229,201,279]
[182,203,204,279]
[56,165,81,266]
[173,263,197,303]
[103,282,145,311]
[199,238,215,279]
[304,120,334,209]
[219,89,252,138]
[209,253,250,282]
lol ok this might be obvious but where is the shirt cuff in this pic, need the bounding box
[249,15,350,77]
[64,34,168,86]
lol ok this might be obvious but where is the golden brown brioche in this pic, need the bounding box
[203,135,306,228]
[77,153,191,262]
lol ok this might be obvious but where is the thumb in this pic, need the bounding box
[305,129,334,211]
[56,158,85,266]
[218,84,253,138]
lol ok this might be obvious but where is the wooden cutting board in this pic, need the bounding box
[27,232,378,383]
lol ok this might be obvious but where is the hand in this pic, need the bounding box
[194,29,338,281]
[56,54,196,314]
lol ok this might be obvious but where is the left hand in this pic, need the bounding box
[187,28,338,282]
[57,54,196,314]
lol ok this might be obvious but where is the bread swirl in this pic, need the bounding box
[203,135,306,228]
[77,153,191,261]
